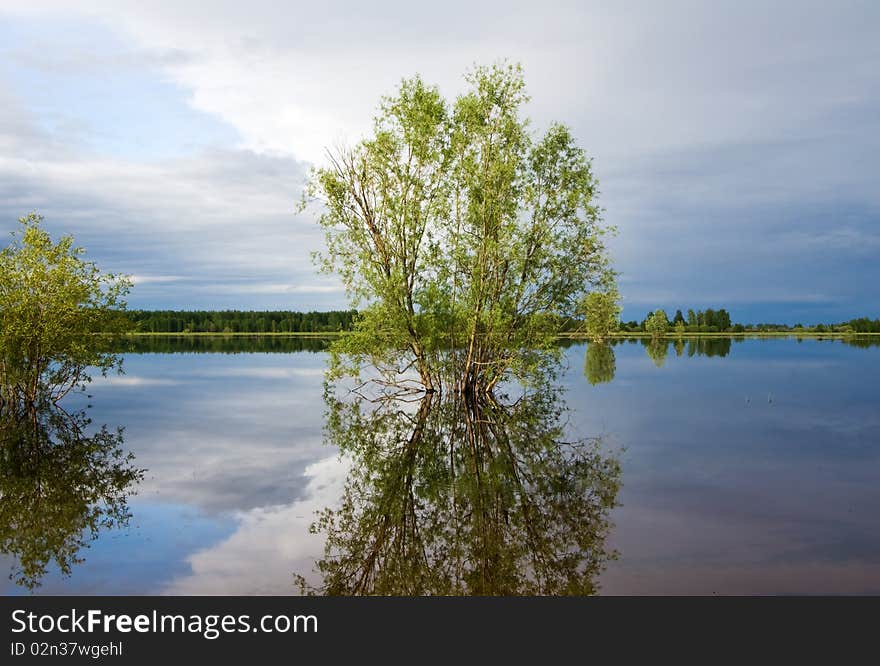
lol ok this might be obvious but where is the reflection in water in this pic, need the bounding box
[673,338,685,357]
[578,337,740,375]
[644,338,669,367]
[1,334,875,594]
[300,381,621,595]
[119,335,330,355]
[0,402,142,590]
[118,332,877,357]
[581,335,786,382]
[622,336,734,367]
[841,336,880,349]
[687,337,732,358]
[584,343,616,385]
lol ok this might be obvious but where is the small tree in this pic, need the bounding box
[644,309,669,337]
[581,290,620,342]
[0,214,132,405]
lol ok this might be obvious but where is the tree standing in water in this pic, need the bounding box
[0,213,132,406]
[304,63,617,393]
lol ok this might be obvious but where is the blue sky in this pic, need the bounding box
[1,1,878,324]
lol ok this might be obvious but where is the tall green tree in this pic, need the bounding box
[0,214,132,405]
[305,77,450,389]
[305,63,616,392]
[581,289,620,342]
[704,308,717,329]
[644,309,669,337]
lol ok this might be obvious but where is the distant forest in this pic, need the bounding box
[125,308,880,335]
[128,309,358,333]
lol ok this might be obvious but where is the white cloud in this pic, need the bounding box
[197,367,326,379]
[130,274,184,284]
[200,282,343,295]
[94,376,181,387]
[0,146,337,307]
[7,1,875,169]
[162,455,348,594]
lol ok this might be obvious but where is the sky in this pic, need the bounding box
[0,1,877,324]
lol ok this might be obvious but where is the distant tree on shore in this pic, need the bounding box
[645,310,669,337]
[581,290,621,342]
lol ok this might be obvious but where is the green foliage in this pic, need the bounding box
[581,290,620,342]
[128,309,357,334]
[631,306,879,335]
[304,63,616,391]
[0,214,132,404]
[644,309,669,337]
[844,317,880,333]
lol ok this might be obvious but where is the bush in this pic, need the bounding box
[0,213,132,404]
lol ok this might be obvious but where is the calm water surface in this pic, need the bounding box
[3,337,879,594]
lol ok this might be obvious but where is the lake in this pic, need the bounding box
[3,336,879,594]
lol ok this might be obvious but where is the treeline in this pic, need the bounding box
[619,307,734,333]
[838,317,880,333]
[127,310,358,334]
[618,308,880,334]
[123,309,879,336]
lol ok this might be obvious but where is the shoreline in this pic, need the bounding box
[116,331,880,339]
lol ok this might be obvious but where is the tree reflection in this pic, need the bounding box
[644,338,669,367]
[638,336,732,365]
[841,336,880,349]
[699,337,732,357]
[0,400,143,590]
[300,379,621,595]
[673,337,685,357]
[584,342,616,385]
